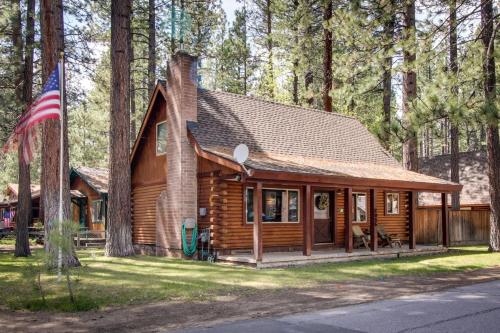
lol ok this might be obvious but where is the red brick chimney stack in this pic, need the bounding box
[156,51,198,256]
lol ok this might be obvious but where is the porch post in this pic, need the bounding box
[303,185,312,256]
[344,188,353,253]
[441,193,449,247]
[253,182,263,262]
[408,191,416,249]
[369,189,377,251]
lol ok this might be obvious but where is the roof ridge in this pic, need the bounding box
[419,150,487,161]
[198,88,357,121]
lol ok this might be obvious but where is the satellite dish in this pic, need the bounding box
[233,144,249,164]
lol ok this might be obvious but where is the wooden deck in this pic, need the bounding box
[217,245,447,268]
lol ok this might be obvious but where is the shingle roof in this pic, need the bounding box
[191,89,398,166]
[6,183,41,198]
[71,167,109,194]
[188,89,458,189]
[418,151,489,206]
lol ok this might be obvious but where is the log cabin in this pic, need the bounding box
[0,183,41,228]
[70,167,108,232]
[130,51,461,263]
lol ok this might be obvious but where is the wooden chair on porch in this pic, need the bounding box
[376,225,402,248]
[352,225,370,250]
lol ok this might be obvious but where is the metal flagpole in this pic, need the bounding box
[57,53,64,281]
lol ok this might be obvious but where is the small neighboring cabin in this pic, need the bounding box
[0,167,109,231]
[70,167,108,231]
[130,51,461,261]
[418,151,490,211]
[0,183,41,228]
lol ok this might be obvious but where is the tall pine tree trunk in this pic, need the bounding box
[148,0,156,96]
[402,0,418,171]
[11,0,30,257]
[382,1,395,150]
[171,0,176,54]
[292,0,299,105]
[481,0,500,252]
[106,0,134,257]
[323,0,333,112]
[129,5,136,146]
[265,0,274,99]
[449,0,460,210]
[41,0,79,266]
[304,21,313,106]
[15,0,36,257]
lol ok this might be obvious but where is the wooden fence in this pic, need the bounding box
[416,208,490,245]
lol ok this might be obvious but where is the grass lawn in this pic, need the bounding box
[0,246,499,312]
[0,237,38,246]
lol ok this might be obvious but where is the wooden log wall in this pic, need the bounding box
[197,157,411,252]
[335,190,409,246]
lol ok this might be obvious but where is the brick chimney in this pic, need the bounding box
[156,51,198,256]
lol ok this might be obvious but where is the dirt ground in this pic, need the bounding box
[1,266,499,333]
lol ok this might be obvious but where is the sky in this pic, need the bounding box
[221,0,242,23]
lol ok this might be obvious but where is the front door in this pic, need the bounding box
[314,191,334,244]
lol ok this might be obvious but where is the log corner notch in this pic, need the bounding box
[369,189,377,251]
[303,185,312,256]
[344,188,353,253]
[408,191,417,250]
[253,182,263,262]
[441,193,450,247]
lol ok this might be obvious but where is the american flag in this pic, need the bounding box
[3,210,15,228]
[3,64,62,164]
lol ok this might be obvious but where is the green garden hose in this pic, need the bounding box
[182,223,198,256]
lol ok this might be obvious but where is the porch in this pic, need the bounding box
[248,182,452,265]
[218,245,447,268]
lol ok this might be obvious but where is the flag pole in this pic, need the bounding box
[57,53,64,281]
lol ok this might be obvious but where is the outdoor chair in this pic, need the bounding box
[352,225,370,250]
[376,225,402,248]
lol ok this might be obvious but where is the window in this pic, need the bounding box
[246,188,254,223]
[92,200,104,224]
[245,187,300,223]
[386,192,400,215]
[156,121,167,155]
[352,193,367,222]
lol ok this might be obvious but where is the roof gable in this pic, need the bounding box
[418,151,489,205]
[70,167,109,194]
[130,81,167,164]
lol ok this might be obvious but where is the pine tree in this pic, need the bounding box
[250,0,275,99]
[15,0,36,257]
[106,0,135,257]
[402,0,418,171]
[40,0,80,267]
[481,0,500,251]
[322,0,333,112]
[449,0,460,209]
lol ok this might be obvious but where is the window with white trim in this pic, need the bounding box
[386,192,400,215]
[156,121,167,155]
[352,192,367,222]
[246,187,300,223]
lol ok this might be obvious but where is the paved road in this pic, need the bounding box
[171,280,500,333]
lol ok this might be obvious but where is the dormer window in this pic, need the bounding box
[156,121,167,155]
